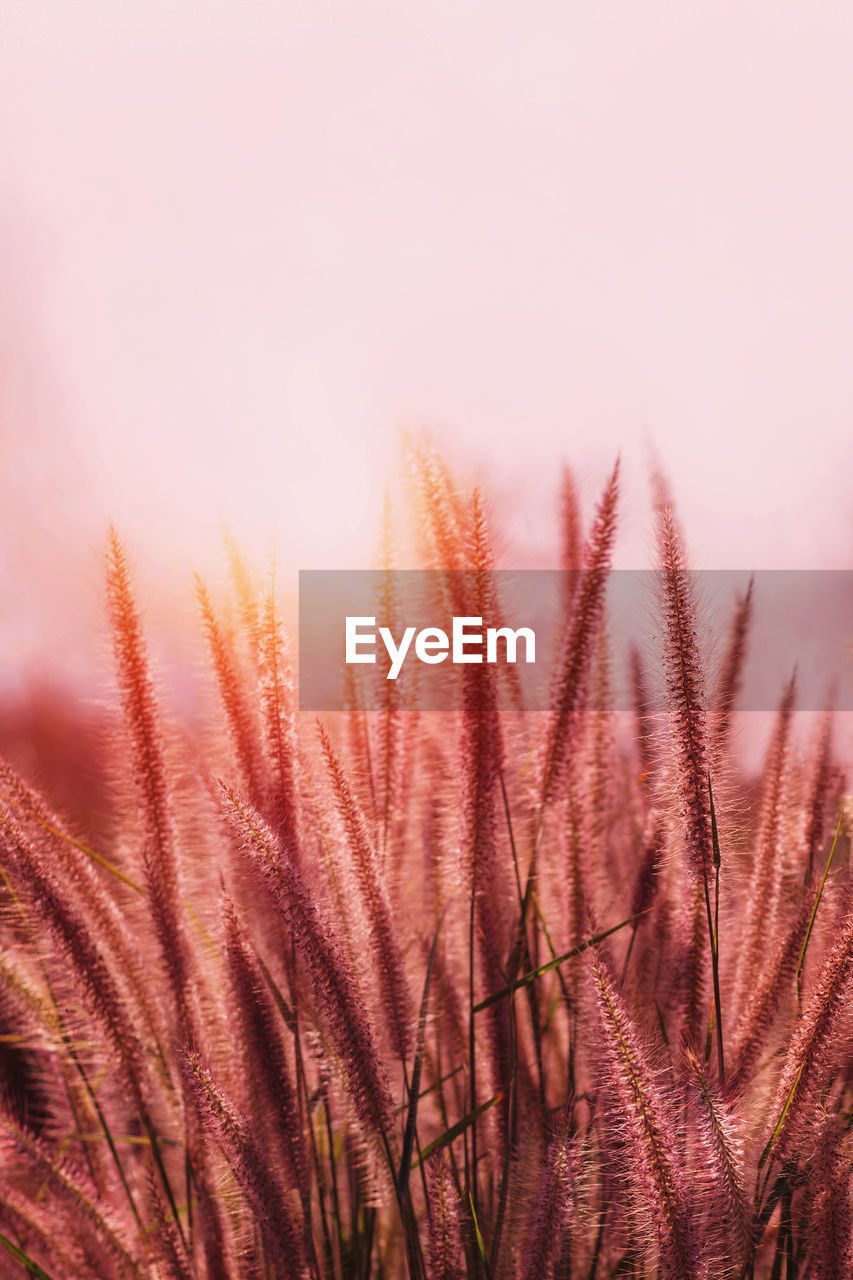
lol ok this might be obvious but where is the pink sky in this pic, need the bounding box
[1,2,852,676]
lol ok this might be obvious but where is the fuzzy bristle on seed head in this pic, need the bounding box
[426,1155,466,1280]
[540,459,619,810]
[590,949,705,1280]
[654,503,714,884]
[218,782,395,1140]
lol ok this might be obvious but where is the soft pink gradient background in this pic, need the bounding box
[1,3,852,680]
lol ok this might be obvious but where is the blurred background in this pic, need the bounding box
[1,1,852,699]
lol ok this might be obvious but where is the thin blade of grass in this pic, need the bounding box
[415,1093,503,1166]
[796,813,843,1000]
[654,998,670,1047]
[533,897,573,1012]
[710,774,722,870]
[473,912,648,1014]
[0,791,144,894]
[705,1003,715,1063]
[759,1062,806,1170]
[398,897,453,1194]
[393,1064,464,1113]
[255,951,297,1034]
[468,1194,493,1280]
[0,1233,55,1280]
[706,776,725,1085]
[75,1131,180,1146]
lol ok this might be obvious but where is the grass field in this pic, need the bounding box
[0,445,848,1279]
